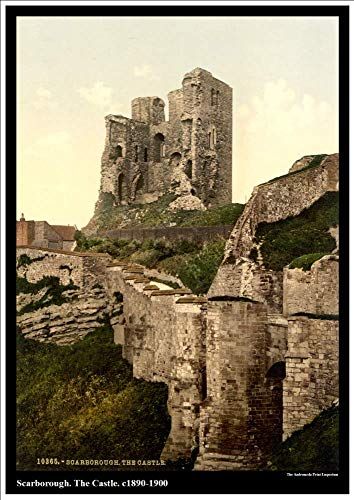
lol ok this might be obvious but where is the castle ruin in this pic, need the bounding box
[16,153,339,470]
[96,68,232,210]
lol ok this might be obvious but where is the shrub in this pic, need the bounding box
[288,253,328,271]
[178,240,226,295]
[129,249,162,268]
[17,254,46,269]
[173,239,201,254]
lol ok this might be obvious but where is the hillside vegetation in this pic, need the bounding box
[267,404,339,471]
[76,233,226,296]
[16,326,173,471]
[254,192,338,271]
[84,194,244,234]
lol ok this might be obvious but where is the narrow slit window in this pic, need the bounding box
[211,88,215,106]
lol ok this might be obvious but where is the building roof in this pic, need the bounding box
[52,225,76,241]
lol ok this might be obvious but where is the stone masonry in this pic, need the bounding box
[208,153,339,307]
[16,245,338,470]
[95,68,232,211]
[15,152,339,470]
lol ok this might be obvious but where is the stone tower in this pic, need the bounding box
[96,68,232,210]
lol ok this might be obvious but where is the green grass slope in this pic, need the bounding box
[254,192,338,271]
[75,234,226,296]
[267,405,339,471]
[84,193,244,233]
[16,326,172,471]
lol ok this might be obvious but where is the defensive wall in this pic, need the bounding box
[16,244,339,469]
[103,224,233,243]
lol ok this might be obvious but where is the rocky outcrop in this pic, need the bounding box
[17,287,109,345]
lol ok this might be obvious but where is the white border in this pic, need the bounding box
[1,1,352,499]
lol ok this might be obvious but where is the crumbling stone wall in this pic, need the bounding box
[283,255,339,316]
[283,317,339,438]
[105,263,207,461]
[16,247,112,344]
[17,287,108,345]
[15,244,339,470]
[16,247,110,288]
[95,68,232,213]
[209,153,339,304]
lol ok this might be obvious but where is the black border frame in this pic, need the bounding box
[5,4,350,495]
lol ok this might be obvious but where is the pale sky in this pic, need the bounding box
[17,16,339,228]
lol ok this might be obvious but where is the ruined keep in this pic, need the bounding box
[96,68,232,210]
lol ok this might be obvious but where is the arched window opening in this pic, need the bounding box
[208,132,212,149]
[170,152,182,167]
[117,173,127,203]
[110,144,123,161]
[216,90,220,106]
[266,361,286,380]
[185,160,192,179]
[144,147,148,162]
[190,188,196,196]
[153,133,165,162]
[134,145,139,162]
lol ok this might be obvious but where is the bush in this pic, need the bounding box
[129,249,162,268]
[288,253,328,271]
[178,240,226,295]
[173,239,201,254]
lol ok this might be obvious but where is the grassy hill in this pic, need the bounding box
[16,326,174,471]
[83,193,244,235]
